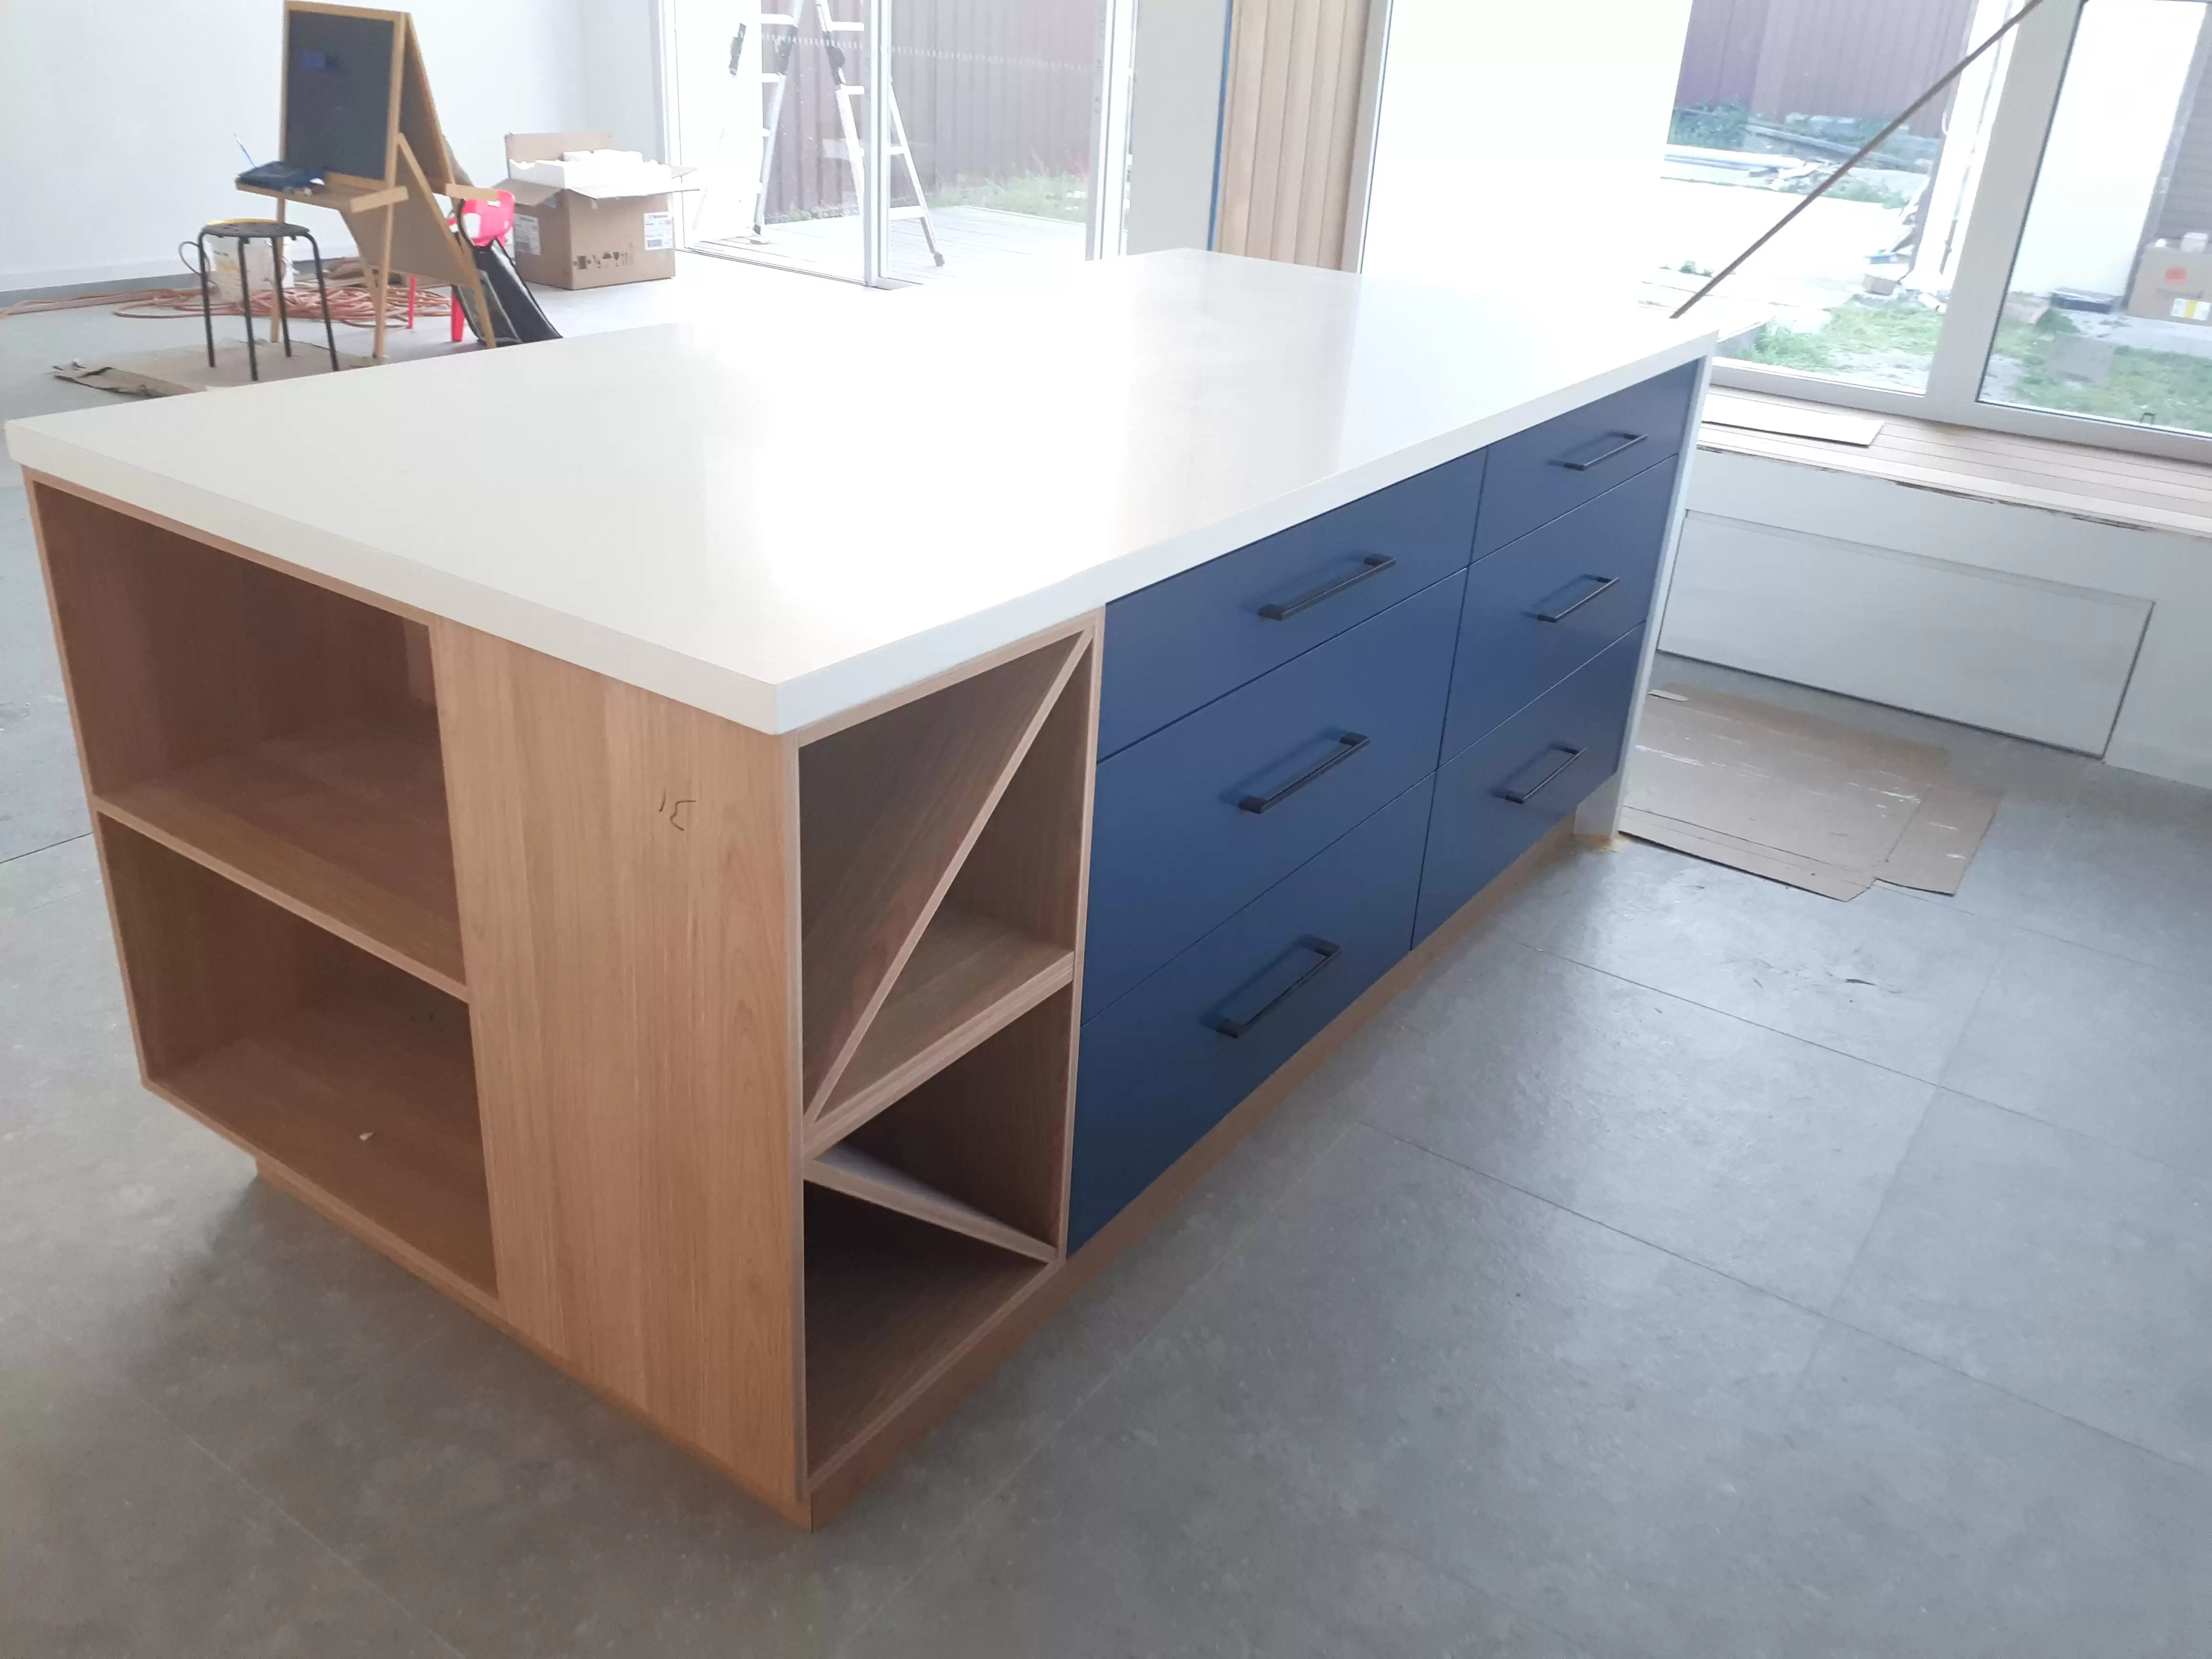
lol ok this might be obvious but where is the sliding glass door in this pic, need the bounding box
[667,0,1135,286]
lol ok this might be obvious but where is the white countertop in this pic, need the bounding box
[7,252,1711,733]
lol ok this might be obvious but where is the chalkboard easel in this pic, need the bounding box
[237,2,499,358]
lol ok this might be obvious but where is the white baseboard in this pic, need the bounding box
[3,237,363,301]
[1662,510,2150,755]
[2102,737,2212,792]
[0,257,193,298]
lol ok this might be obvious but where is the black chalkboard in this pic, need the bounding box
[282,8,399,180]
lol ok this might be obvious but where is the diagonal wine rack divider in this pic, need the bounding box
[797,632,1084,1114]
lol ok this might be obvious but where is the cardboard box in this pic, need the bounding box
[498,132,693,290]
[2128,241,2212,325]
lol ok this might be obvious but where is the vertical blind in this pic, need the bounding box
[1214,0,1375,266]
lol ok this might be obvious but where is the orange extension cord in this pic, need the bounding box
[0,253,444,329]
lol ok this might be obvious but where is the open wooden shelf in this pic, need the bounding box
[100,819,494,1297]
[803,986,1074,1257]
[798,635,1084,1108]
[808,905,1070,1146]
[37,481,461,992]
[158,963,493,1293]
[804,1184,1047,1479]
[96,707,465,998]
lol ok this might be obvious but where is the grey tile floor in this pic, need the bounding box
[7,386,2212,1649]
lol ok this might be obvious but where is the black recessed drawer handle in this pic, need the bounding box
[1238,732,1370,814]
[1206,938,1342,1038]
[1532,574,1621,623]
[1258,554,1396,621]
[1496,743,1584,805]
[1553,432,1647,471]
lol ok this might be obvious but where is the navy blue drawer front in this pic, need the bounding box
[1473,361,1696,558]
[1098,448,1486,757]
[1415,625,1645,945]
[1070,777,1433,1248]
[1442,456,1676,763]
[1084,573,1462,1021]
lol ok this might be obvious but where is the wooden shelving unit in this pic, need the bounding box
[794,630,1094,1487]
[35,485,491,1304]
[29,475,1099,1527]
[104,818,493,1293]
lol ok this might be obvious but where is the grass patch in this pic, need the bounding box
[1990,313,2212,433]
[926,171,1089,223]
[1734,302,1942,373]
[1735,300,2212,432]
[1671,102,1749,149]
[1807,173,1915,209]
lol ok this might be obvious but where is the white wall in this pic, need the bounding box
[1122,0,1232,255]
[2010,0,2204,299]
[0,0,592,291]
[1359,0,1693,303]
[582,0,668,158]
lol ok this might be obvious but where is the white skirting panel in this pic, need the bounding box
[1660,510,2152,755]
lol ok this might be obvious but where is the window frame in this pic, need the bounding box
[1347,0,2212,463]
[1707,0,2212,464]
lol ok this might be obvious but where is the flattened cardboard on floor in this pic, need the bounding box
[53,345,368,397]
[1621,685,2000,900]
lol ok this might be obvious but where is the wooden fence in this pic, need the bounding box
[1675,0,1981,137]
[763,0,1103,221]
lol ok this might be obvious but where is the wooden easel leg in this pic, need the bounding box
[371,208,396,361]
[273,198,288,344]
[462,272,496,349]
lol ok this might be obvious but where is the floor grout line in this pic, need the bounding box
[1812,1310,2212,1491]
[1928,901,2212,991]
[1928,1080,2212,1190]
[1353,1118,1844,1325]
[1492,922,1978,1097]
[0,829,90,867]
[1818,1086,1941,1331]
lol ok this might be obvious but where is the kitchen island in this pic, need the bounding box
[7,251,1710,1526]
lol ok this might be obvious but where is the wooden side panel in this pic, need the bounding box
[29,482,412,793]
[431,622,803,1506]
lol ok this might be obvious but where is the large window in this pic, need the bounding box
[1982,0,2212,437]
[1656,0,2017,394]
[663,0,1135,287]
[1660,0,2212,458]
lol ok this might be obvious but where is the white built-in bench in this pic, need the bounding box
[1668,391,2212,788]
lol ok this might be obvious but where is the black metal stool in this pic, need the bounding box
[195,220,340,381]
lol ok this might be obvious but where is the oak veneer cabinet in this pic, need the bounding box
[6,252,1710,1527]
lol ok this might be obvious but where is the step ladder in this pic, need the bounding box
[752,1,945,266]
